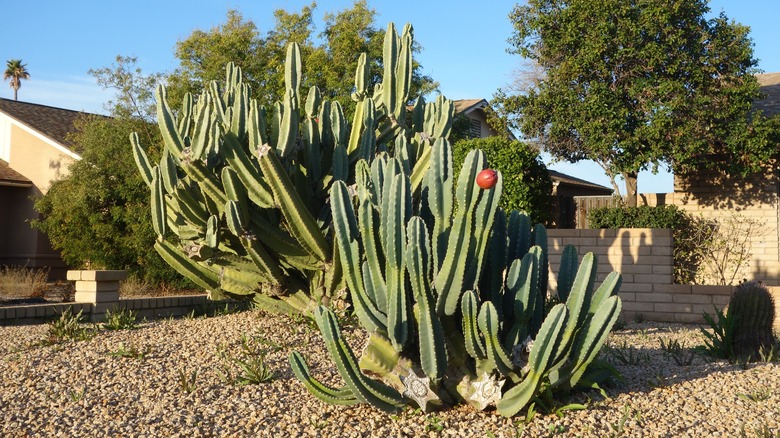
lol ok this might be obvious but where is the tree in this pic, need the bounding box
[501,0,780,206]
[452,136,552,223]
[168,3,437,116]
[33,59,182,285]
[4,59,30,101]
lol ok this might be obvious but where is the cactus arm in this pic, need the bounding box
[151,167,166,237]
[485,208,507,313]
[425,138,453,273]
[284,42,302,105]
[358,199,387,312]
[177,92,193,138]
[504,253,537,348]
[358,331,400,378]
[549,252,597,365]
[331,181,386,332]
[230,82,248,142]
[190,95,213,160]
[589,271,622,314]
[497,303,568,417]
[557,245,578,302]
[221,132,274,208]
[533,223,549,300]
[359,98,377,163]
[290,351,360,405]
[409,138,432,195]
[552,295,622,390]
[276,90,300,159]
[154,240,219,291]
[478,302,521,382]
[257,145,330,262]
[435,150,485,315]
[465,171,503,290]
[461,290,486,361]
[381,23,399,118]
[347,99,365,158]
[507,212,532,262]
[174,185,209,228]
[314,307,406,413]
[155,85,185,159]
[179,157,229,215]
[332,144,348,182]
[130,133,153,186]
[406,217,446,381]
[385,173,411,351]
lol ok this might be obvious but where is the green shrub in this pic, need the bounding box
[453,137,552,224]
[588,205,712,284]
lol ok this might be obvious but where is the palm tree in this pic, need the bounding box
[4,59,31,101]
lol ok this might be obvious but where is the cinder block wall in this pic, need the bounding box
[547,228,780,328]
[547,228,673,294]
[638,165,780,285]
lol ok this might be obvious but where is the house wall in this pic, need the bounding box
[636,166,780,285]
[464,110,498,138]
[7,124,74,192]
[1,122,75,277]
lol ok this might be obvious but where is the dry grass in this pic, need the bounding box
[118,276,155,297]
[0,266,49,299]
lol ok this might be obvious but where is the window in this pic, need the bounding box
[469,118,482,138]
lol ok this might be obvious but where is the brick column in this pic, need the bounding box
[66,270,127,321]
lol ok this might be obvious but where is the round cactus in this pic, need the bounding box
[728,280,776,358]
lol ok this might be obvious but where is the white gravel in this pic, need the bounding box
[1,311,778,437]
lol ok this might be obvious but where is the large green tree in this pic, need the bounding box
[168,2,437,116]
[499,0,780,205]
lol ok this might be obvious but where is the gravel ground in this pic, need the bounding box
[1,310,778,437]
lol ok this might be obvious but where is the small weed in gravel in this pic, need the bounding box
[102,308,139,331]
[43,308,95,344]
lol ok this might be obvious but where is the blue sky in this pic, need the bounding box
[2,0,778,194]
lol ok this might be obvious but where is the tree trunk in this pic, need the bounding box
[623,171,638,207]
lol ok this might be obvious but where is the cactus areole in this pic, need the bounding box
[476,169,498,189]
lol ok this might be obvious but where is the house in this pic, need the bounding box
[453,99,614,227]
[0,98,84,278]
[636,72,780,284]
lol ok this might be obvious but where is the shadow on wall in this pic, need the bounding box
[674,165,778,210]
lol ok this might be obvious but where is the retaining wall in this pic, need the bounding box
[548,228,780,327]
[0,295,217,325]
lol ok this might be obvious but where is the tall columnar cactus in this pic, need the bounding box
[291,137,623,417]
[133,24,442,314]
[729,280,776,357]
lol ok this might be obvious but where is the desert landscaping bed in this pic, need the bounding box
[1,309,778,437]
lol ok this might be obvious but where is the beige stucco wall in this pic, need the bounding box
[7,124,75,193]
[1,120,76,277]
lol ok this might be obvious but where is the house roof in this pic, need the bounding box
[0,159,32,187]
[0,98,92,149]
[548,169,612,192]
[756,72,780,117]
[453,99,488,115]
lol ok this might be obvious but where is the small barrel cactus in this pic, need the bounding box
[729,280,776,358]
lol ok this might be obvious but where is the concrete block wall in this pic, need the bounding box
[547,228,780,328]
[639,164,780,284]
[547,228,674,294]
